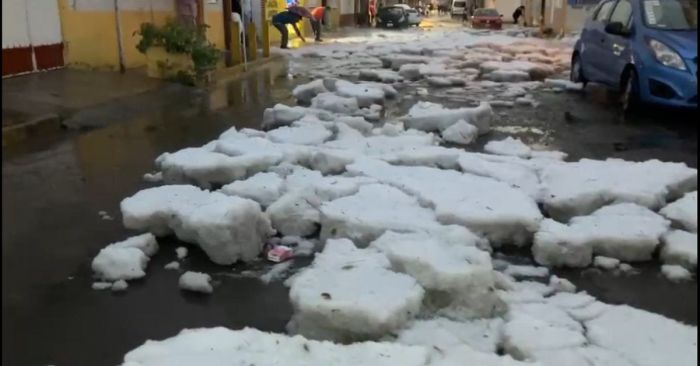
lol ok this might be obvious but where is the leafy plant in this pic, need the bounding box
[135,20,221,82]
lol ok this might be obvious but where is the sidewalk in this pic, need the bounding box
[2,69,163,145]
[2,53,286,146]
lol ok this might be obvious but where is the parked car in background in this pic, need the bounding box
[451,0,466,17]
[396,4,423,26]
[572,0,697,111]
[376,5,409,28]
[471,8,504,29]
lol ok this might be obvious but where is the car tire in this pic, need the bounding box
[621,68,640,115]
[570,53,587,87]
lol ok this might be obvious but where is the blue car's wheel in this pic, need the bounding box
[570,53,587,87]
[621,68,640,114]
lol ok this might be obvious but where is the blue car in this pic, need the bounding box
[571,0,697,111]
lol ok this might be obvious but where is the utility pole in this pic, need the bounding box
[113,0,125,73]
[540,0,545,34]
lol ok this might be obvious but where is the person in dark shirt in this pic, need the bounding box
[272,10,306,49]
[512,5,525,25]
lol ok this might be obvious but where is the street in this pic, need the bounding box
[2,16,697,366]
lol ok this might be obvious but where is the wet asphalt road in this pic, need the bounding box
[3,58,698,365]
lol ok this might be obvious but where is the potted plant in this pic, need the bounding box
[135,20,221,85]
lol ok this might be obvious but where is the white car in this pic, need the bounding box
[395,4,422,26]
[450,0,466,17]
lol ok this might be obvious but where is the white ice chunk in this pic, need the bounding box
[323,130,437,157]
[402,101,493,135]
[178,271,213,294]
[534,203,670,265]
[426,77,465,87]
[484,137,532,158]
[156,147,282,188]
[398,63,423,80]
[441,120,478,145]
[498,281,549,305]
[143,171,163,183]
[111,279,129,292]
[320,184,440,246]
[509,302,583,332]
[457,153,543,200]
[261,104,334,130]
[358,69,403,83]
[92,282,112,290]
[661,230,697,270]
[381,145,462,170]
[92,234,157,281]
[504,265,549,278]
[110,233,159,257]
[164,261,180,270]
[220,172,284,208]
[292,79,328,103]
[121,185,273,265]
[483,70,531,82]
[371,231,504,318]
[332,80,388,108]
[334,116,373,134]
[267,123,332,146]
[214,135,311,167]
[479,61,555,80]
[503,313,586,361]
[586,203,670,261]
[310,92,360,115]
[532,219,593,268]
[586,305,698,366]
[547,292,595,309]
[565,301,610,322]
[122,327,431,366]
[347,159,543,246]
[593,256,620,270]
[540,158,697,221]
[660,191,697,233]
[176,246,188,260]
[661,264,693,281]
[266,190,321,237]
[548,275,576,293]
[287,239,424,341]
[396,317,504,354]
[312,176,377,201]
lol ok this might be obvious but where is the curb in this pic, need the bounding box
[2,113,62,147]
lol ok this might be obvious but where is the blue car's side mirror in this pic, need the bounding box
[605,21,630,36]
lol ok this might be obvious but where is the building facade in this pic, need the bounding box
[3,0,359,77]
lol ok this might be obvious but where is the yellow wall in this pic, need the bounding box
[58,0,227,71]
[205,10,226,49]
[58,0,119,70]
[120,10,172,68]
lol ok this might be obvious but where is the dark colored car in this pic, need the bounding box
[471,8,504,29]
[376,6,409,28]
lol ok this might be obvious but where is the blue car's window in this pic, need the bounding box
[609,0,633,26]
[595,1,616,21]
[643,0,697,29]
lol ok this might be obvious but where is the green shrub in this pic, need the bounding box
[135,20,220,82]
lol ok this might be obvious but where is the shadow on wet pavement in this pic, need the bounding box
[2,62,298,366]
